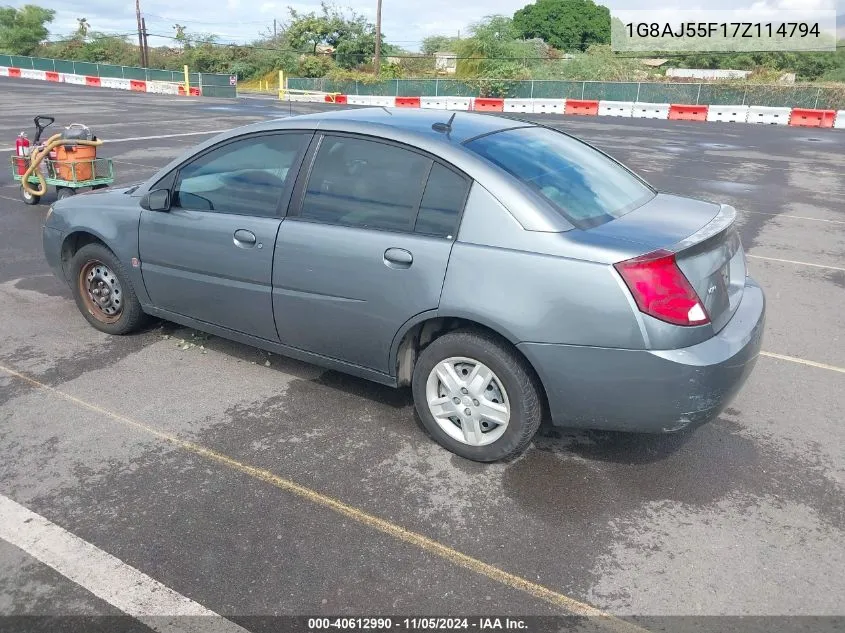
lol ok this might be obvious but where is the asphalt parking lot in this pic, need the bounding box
[0,77,843,631]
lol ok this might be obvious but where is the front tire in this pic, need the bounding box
[70,243,148,335]
[411,330,543,462]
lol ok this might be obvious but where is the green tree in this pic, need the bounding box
[173,23,188,49]
[286,2,383,69]
[421,35,460,55]
[455,15,546,79]
[0,4,55,55]
[75,17,89,39]
[513,0,610,52]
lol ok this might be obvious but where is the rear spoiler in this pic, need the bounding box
[671,204,737,252]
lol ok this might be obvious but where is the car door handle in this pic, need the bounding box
[233,229,257,248]
[384,248,413,269]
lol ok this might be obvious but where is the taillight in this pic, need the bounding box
[614,249,710,327]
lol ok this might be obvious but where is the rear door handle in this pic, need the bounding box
[233,229,257,248]
[384,247,413,268]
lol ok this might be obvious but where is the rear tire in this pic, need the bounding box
[70,243,148,335]
[21,185,40,205]
[56,187,76,200]
[411,330,542,462]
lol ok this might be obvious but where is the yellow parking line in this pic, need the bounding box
[760,351,845,374]
[746,254,845,273]
[0,363,647,633]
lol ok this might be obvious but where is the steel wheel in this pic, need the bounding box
[78,260,124,324]
[425,356,510,446]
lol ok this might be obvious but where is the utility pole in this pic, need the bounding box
[141,17,149,68]
[374,0,382,75]
[273,18,277,39]
[135,0,145,67]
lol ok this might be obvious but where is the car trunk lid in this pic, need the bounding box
[591,193,746,333]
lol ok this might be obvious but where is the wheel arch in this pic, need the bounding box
[390,313,549,414]
[59,230,111,282]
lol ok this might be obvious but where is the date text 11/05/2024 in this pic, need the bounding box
[625,22,822,38]
[307,618,529,631]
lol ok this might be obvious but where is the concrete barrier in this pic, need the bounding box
[473,98,505,112]
[20,69,46,81]
[147,81,181,95]
[531,99,565,114]
[565,99,599,116]
[631,103,670,119]
[61,73,86,85]
[668,104,708,121]
[503,99,534,113]
[420,96,448,110]
[747,106,791,125]
[789,108,836,128]
[100,78,131,90]
[446,97,473,111]
[394,96,420,108]
[706,105,750,123]
[598,101,634,117]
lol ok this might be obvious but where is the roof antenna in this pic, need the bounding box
[432,112,456,133]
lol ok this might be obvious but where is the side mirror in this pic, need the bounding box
[141,189,171,212]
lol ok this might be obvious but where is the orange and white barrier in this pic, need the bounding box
[4,66,842,129]
[0,66,201,96]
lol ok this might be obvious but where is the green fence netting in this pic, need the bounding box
[286,77,843,109]
[0,55,236,98]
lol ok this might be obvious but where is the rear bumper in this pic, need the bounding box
[518,278,765,433]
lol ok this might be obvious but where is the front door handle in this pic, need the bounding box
[233,229,257,248]
[384,247,413,269]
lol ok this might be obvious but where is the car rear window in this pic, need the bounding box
[464,126,655,229]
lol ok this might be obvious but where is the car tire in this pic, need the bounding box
[412,330,543,462]
[70,243,148,335]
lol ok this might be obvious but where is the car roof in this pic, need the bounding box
[273,108,532,145]
[139,108,573,233]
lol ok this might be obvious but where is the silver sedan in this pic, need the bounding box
[42,109,765,462]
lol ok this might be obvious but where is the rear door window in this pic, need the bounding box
[414,163,470,238]
[465,126,655,229]
[300,136,432,232]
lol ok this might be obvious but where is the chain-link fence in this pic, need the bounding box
[0,54,237,98]
[288,77,845,109]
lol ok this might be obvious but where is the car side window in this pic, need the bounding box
[172,134,306,217]
[414,163,469,238]
[300,136,432,232]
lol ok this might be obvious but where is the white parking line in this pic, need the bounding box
[760,351,845,374]
[742,210,845,225]
[0,129,229,152]
[746,254,845,272]
[0,494,249,633]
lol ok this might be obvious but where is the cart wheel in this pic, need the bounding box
[21,185,40,206]
[92,184,109,191]
[56,187,76,201]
